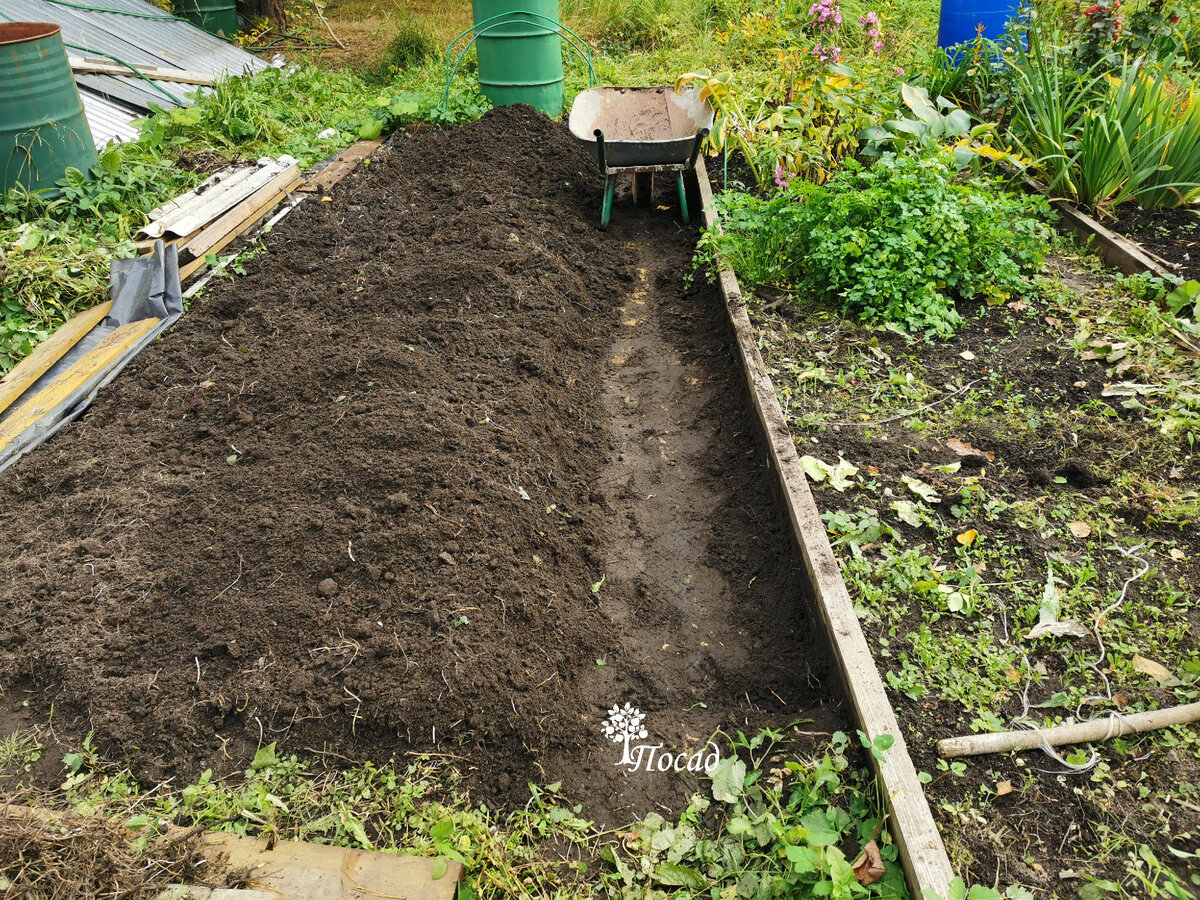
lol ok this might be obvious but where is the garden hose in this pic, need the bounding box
[0,6,188,106]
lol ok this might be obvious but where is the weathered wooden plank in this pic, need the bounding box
[1049,198,1176,280]
[0,318,160,455]
[202,831,461,900]
[298,139,383,194]
[695,162,956,898]
[68,56,219,85]
[0,301,113,418]
[178,181,301,281]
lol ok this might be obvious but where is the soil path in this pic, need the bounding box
[560,214,838,822]
[0,108,836,824]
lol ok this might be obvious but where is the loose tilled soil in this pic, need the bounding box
[0,106,837,824]
[1109,204,1200,282]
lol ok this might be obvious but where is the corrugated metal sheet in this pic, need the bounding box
[0,0,266,146]
[79,91,142,147]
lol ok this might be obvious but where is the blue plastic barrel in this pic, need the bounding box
[937,0,1019,48]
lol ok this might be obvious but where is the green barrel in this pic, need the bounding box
[472,0,564,116]
[0,23,97,195]
[174,0,239,39]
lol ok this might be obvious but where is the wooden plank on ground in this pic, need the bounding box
[695,163,956,898]
[299,139,383,194]
[1049,198,1175,280]
[0,301,113,418]
[0,318,160,455]
[178,180,301,281]
[202,831,461,900]
[181,167,302,261]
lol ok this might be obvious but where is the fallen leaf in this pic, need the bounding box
[1074,380,1088,388]
[1132,654,1172,683]
[1026,620,1089,640]
[1170,548,1186,561]
[1006,300,1027,312]
[960,350,976,360]
[851,841,886,887]
[957,528,978,546]
[1032,862,1047,875]
[1113,692,1129,711]
[901,475,940,503]
[1170,465,1184,479]
[1068,521,1091,539]
[996,780,1013,796]
[945,438,995,462]
[1003,667,1021,684]
[866,465,879,475]
[199,380,216,389]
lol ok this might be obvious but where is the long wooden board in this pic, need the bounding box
[203,832,461,900]
[178,182,301,281]
[298,139,383,194]
[68,56,219,85]
[0,318,160,455]
[695,163,956,897]
[0,301,113,418]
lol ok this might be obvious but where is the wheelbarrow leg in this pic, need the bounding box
[601,174,615,230]
[677,172,690,225]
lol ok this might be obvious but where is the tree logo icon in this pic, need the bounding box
[603,702,648,766]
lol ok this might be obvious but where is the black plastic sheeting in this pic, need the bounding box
[0,240,182,474]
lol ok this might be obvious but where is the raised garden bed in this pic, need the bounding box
[0,107,840,829]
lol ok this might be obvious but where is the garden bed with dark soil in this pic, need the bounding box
[1109,204,1200,282]
[749,255,1200,893]
[0,106,838,826]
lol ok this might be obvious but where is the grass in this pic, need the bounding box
[1,726,913,899]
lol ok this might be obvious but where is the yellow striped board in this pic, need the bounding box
[0,302,114,418]
[0,318,160,455]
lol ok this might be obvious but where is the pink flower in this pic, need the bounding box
[894,66,905,75]
[775,163,791,189]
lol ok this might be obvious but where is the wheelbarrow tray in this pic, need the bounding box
[568,85,714,170]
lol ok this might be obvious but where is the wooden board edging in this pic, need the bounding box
[694,163,956,898]
[1048,197,1177,281]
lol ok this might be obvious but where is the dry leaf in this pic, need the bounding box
[1003,667,1021,684]
[1068,521,1091,539]
[945,438,995,462]
[1170,548,1186,561]
[996,780,1013,796]
[1113,692,1129,711]
[852,841,886,887]
[1007,300,1027,312]
[1026,620,1089,640]
[1170,465,1184,479]
[199,380,216,389]
[1074,380,1088,388]
[1132,654,1172,683]
[957,529,979,546]
[960,350,976,360]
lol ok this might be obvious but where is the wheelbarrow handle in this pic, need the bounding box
[593,128,607,175]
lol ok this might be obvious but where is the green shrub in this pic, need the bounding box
[705,151,1049,335]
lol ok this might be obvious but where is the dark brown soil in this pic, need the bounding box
[0,106,836,825]
[1109,204,1200,281]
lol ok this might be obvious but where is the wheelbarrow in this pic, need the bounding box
[568,85,714,229]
